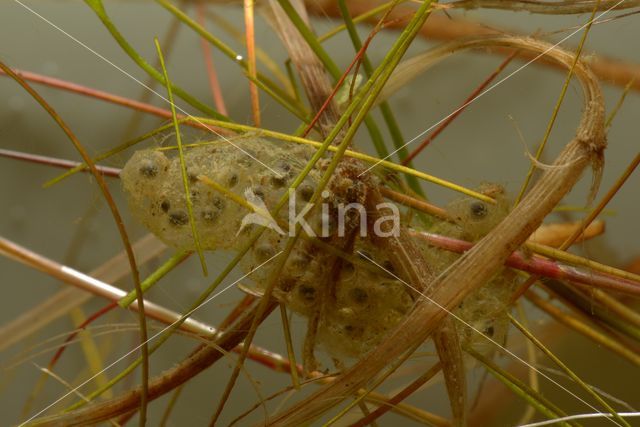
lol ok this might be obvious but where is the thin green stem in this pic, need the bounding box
[318,0,409,42]
[119,250,191,308]
[337,0,427,197]
[84,0,226,120]
[605,77,636,129]
[509,314,630,427]
[155,37,208,275]
[44,122,177,187]
[279,304,300,389]
[155,0,304,116]
[468,349,573,427]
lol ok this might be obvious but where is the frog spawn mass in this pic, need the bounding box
[120,137,322,251]
[121,137,516,361]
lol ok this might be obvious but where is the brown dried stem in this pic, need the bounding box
[267,0,342,135]
[308,0,640,92]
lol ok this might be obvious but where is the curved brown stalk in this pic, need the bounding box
[450,0,640,14]
[262,34,605,426]
[0,68,233,135]
[191,1,640,91]
[307,0,640,92]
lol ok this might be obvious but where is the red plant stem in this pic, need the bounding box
[48,302,118,369]
[0,148,121,178]
[196,2,228,116]
[0,233,300,378]
[243,0,261,127]
[413,231,640,297]
[310,2,640,93]
[0,68,169,116]
[512,152,640,301]
[3,147,636,296]
[239,344,302,374]
[402,50,518,165]
[301,10,394,138]
[0,68,231,134]
[3,145,635,297]
[301,44,366,138]
[218,294,256,331]
[349,361,443,427]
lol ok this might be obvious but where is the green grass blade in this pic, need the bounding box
[43,122,177,187]
[337,0,425,197]
[154,37,208,276]
[154,0,305,117]
[119,250,191,308]
[84,0,227,120]
[468,348,573,427]
[509,314,630,427]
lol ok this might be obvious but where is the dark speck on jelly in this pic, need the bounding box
[253,186,265,200]
[270,174,287,188]
[298,285,316,302]
[202,197,225,222]
[470,201,488,219]
[298,183,314,201]
[277,160,292,172]
[160,200,170,212]
[228,173,239,187]
[383,260,395,273]
[212,197,225,210]
[351,287,368,304]
[138,159,158,177]
[168,210,189,226]
[201,208,219,222]
[188,172,198,183]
